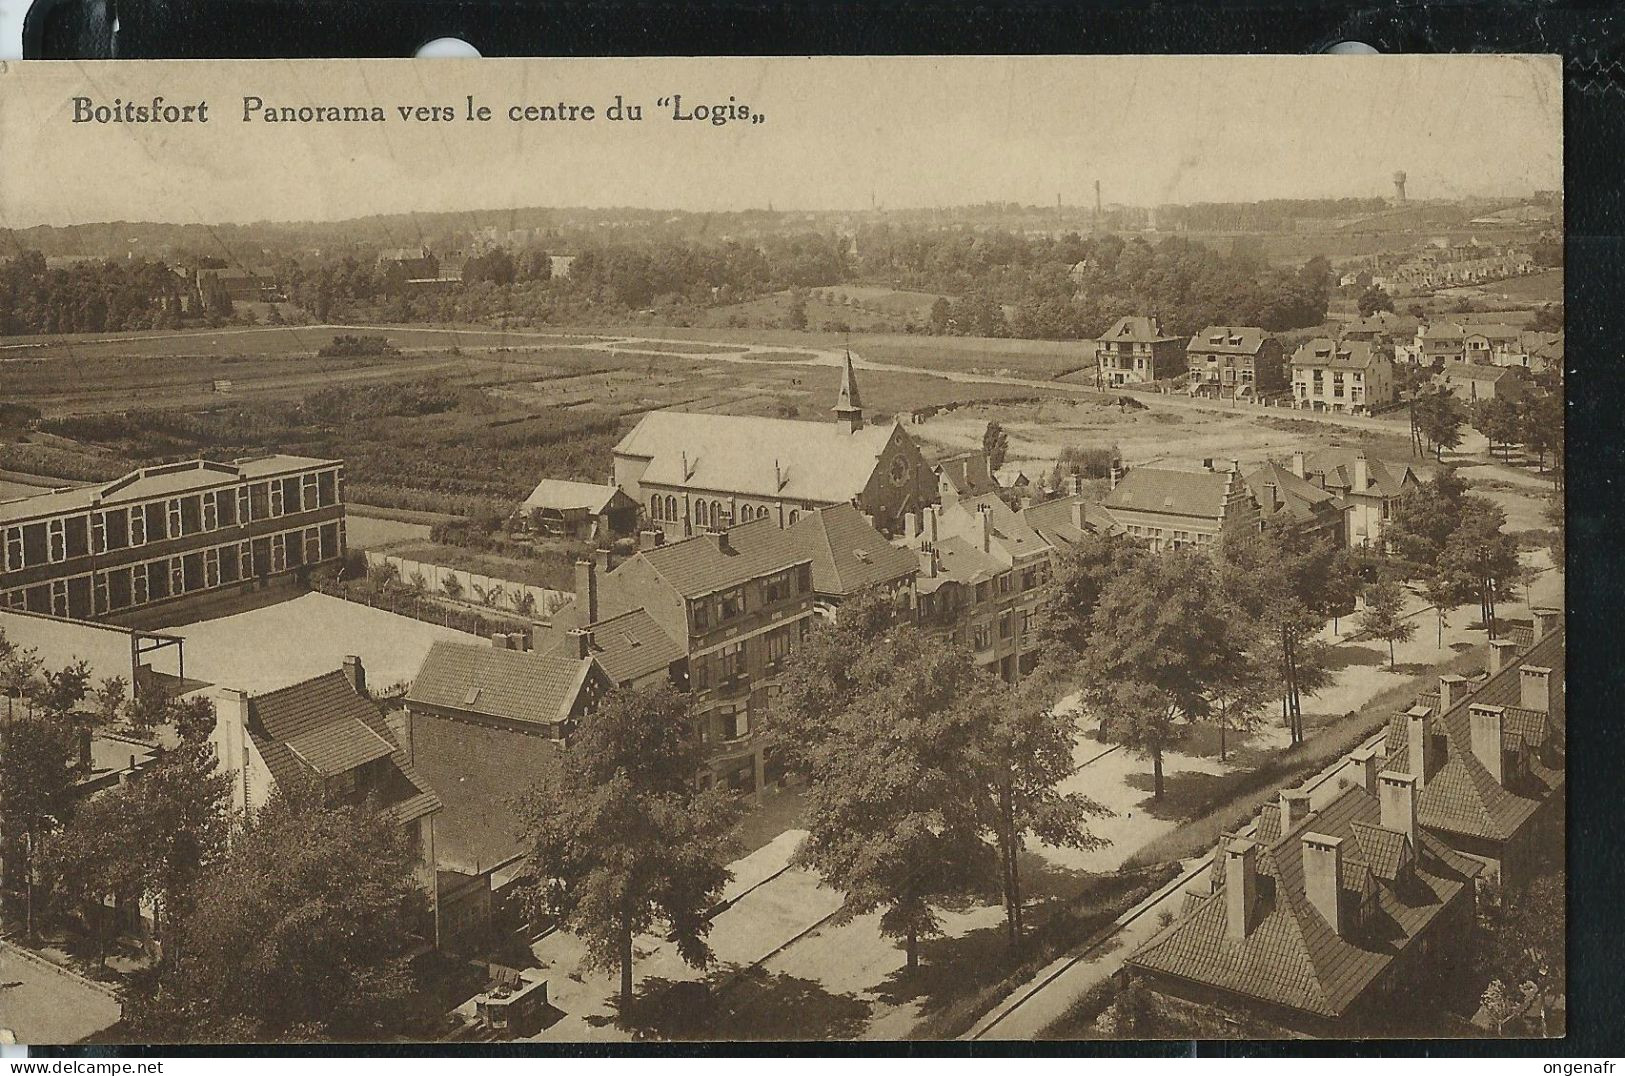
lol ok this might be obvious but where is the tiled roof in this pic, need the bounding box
[1303,449,1417,499]
[0,454,338,524]
[1290,338,1387,371]
[1130,784,1480,1019]
[916,534,1005,594]
[1245,461,1342,525]
[1439,365,1521,383]
[1189,326,1269,355]
[518,479,624,514]
[949,493,1049,562]
[1103,467,1234,521]
[552,607,684,686]
[249,671,396,778]
[407,641,600,727]
[614,409,899,504]
[1021,496,1120,547]
[1099,315,1178,343]
[787,503,919,597]
[634,515,811,598]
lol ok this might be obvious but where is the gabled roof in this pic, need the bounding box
[631,515,812,599]
[1302,449,1418,499]
[1290,338,1388,371]
[1419,321,1467,340]
[614,409,899,505]
[1439,364,1522,383]
[1464,323,1524,342]
[1245,461,1342,525]
[0,454,339,524]
[249,670,397,780]
[946,493,1048,562]
[787,503,918,598]
[916,534,1005,594]
[407,641,600,727]
[1021,495,1120,547]
[1099,315,1178,343]
[545,607,684,686]
[1102,467,1234,521]
[518,479,626,514]
[1130,784,1480,1019]
[1189,326,1269,355]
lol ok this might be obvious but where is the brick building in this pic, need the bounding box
[1185,326,1286,399]
[1297,449,1420,551]
[1098,463,1261,552]
[1096,315,1186,388]
[1,455,346,623]
[1290,338,1397,415]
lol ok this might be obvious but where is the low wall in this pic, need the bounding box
[360,552,572,620]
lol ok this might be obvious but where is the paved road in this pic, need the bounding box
[0,942,121,1045]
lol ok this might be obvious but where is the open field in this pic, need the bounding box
[1456,268,1564,304]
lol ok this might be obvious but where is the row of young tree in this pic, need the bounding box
[0,628,427,1043]
[1407,380,1564,483]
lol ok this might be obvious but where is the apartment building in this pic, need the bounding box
[1185,326,1286,399]
[1096,315,1186,388]
[0,455,346,623]
[614,354,938,538]
[1289,339,1397,415]
[906,495,1050,681]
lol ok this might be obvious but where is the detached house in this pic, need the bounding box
[1243,460,1346,548]
[1096,316,1186,388]
[1290,339,1396,415]
[1185,326,1286,399]
[1297,449,1420,550]
[1434,364,1530,405]
[1127,770,1481,1035]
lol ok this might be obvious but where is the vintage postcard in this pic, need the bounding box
[0,55,1562,1045]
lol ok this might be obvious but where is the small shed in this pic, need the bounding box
[511,480,637,541]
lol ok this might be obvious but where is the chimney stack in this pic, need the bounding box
[1469,703,1506,786]
[1438,674,1469,711]
[1488,639,1519,675]
[918,547,938,579]
[1378,770,1418,843]
[1520,665,1552,712]
[568,627,593,659]
[639,529,661,551]
[595,547,613,574]
[1279,789,1311,833]
[1290,450,1306,479]
[924,505,940,545]
[904,511,920,541]
[979,503,994,553]
[1301,833,1346,936]
[1224,838,1259,941]
[341,654,366,696]
[575,558,599,624]
[1406,705,1436,786]
[1067,473,1085,497]
[1109,464,1121,490]
[1349,744,1380,796]
[1353,452,1369,493]
[714,528,733,554]
[1531,608,1561,641]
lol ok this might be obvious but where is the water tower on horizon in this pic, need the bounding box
[1392,170,1408,203]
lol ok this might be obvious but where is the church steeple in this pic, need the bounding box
[832,350,864,433]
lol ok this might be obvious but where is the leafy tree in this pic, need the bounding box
[0,713,79,935]
[774,586,904,771]
[1357,286,1395,317]
[1385,467,1470,566]
[1472,396,1523,462]
[1480,871,1564,1031]
[1440,497,1523,640]
[982,420,1010,472]
[517,685,739,1015]
[928,296,951,334]
[1083,552,1250,796]
[1357,580,1416,669]
[123,780,425,1043]
[44,791,148,964]
[1518,392,1563,474]
[974,667,1107,947]
[1413,387,1467,461]
[784,289,809,331]
[1037,532,1141,657]
[793,626,990,970]
[1420,569,1472,649]
[0,629,42,719]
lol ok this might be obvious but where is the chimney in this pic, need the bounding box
[1469,703,1506,785]
[1072,499,1088,529]
[225,686,252,729]
[1067,473,1085,497]
[918,548,938,579]
[1531,608,1561,641]
[567,627,593,659]
[978,503,994,553]
[1301,833,1346,935]
[1520,665,1552,712]
[1279,789,1311,833]
[904,511,920,541]
[639,529,661,551]
[1224,838,1259,941]
[1438,674,1469,711]
[1290,450,1306,479]
[1406,705,1436,786]
[1263,482,1279,511]
[341,654,366,696]
[595,547,613,574]
[1109,464,1121,490]
[1353,452,1369,493]
[924,506,940,545]
[715,528,733,554]
[1378,770,1418,843]
[1230,457,1241,474]
[491,631,509,649]
[1488,639,1518,675]
[1349,744,1380,795]
[575,558,599,623]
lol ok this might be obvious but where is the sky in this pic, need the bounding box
[0,55,1562,227]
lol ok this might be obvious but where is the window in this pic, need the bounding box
[692,599,710,631]
[766,625,792,665]
[318,470,338,507]
[665,495,677,521]
[975,581,990,603]
[239,541,254,579]
[718,642,745,682]
[170,558,186,595]
[305,527,321,564]
[91,513,107,554]
[269,482,285,517]
[50,579,68,617]
[302,473,318,511]
[167,498,183,538]
[203,494,218,531]
[1020,607,1037,635]
[650,495,662,521]
[4,526,22,571]
[133,565,150,605]
[719,588,744,620]
[693,655,711,689]
[711,500,724,526]
[998,573,1013,595]
[695,499,708,527]
[973,622,992,651]
[47,518,66,563]
[716,706,749,742]
[764,569,796,603]
[788,509,799,524]
[999,611,1012,639]
[271,534,287,572]
[204,547,221,588]
[237,485,252,523]
[1022,567,1040,591]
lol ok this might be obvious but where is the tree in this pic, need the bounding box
[0,628,42,718]
[1518,392,1563,474]
[1413,387,1467,461]
[44,791,148,965]
[0,713,79,935]
[1480,871,1564,1032]
[1037,532,1140,658]
[1357,580,1416,669]
[974,667,1107,947]
[982,420,1010,472]
[123,780,424,1043]
[1440,497,1523,640]
[1472,396,1523,462]
[517,685,739,1016]
[793,626,990,970]
[1083,552,1252,796]
[1357,285,1395,317]
[1385,467,1470,566]
[1420,569,1472,649]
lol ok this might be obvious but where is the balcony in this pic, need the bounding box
[697,670,752,704]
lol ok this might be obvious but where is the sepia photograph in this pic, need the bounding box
[0,54,1564,1046]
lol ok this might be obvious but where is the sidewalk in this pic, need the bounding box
[0,939,122,1045]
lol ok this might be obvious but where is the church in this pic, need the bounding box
[612,354,939,538]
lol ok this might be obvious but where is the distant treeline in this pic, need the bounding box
[0,251,234,335]
[1157,198,1392,232]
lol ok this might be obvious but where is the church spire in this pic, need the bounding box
[833,350,864,433]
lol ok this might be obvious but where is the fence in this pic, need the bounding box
[360,552,572,620]
[312,576,547,640]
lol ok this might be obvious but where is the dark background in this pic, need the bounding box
[18,0,1624,1059]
